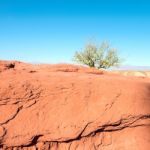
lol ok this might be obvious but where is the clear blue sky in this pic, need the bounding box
[0,0,150,66]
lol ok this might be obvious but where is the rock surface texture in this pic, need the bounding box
[0,60,150,150]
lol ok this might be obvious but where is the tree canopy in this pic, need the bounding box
[74,42,122,69]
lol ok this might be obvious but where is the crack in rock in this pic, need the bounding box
[0,105,20,125]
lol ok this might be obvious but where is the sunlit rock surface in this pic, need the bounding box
[0,60,150,150]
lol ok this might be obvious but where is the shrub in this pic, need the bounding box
[74,42,121,69]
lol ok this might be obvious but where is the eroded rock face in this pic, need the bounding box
[0,60,150,150]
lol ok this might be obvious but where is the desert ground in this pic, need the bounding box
[0,60,150,150]
[112,70,150,78]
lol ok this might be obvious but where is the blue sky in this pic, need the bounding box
[0,0,150,66]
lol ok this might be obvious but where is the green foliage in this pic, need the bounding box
[74,42,121,69]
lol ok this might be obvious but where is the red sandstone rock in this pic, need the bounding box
[0,60,150,150]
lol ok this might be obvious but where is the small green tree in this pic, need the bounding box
[74,42,121,69]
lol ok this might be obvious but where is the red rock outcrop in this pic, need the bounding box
[0,60,150,150]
